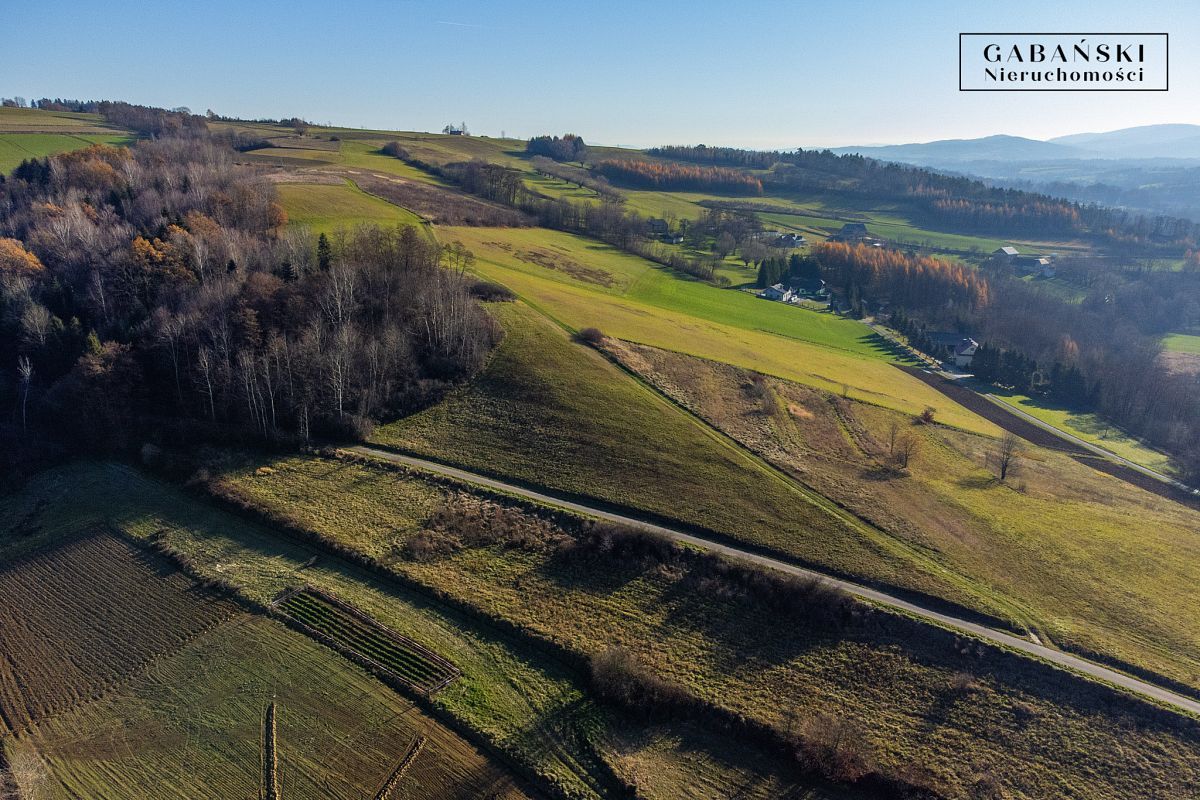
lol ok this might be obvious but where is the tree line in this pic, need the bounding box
[595,159,763,195]
[525,133,588,162]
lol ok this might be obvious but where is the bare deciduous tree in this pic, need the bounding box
[992,432,1021,482]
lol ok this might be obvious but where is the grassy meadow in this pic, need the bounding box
[604,340,1200,689]
[986,389,1174,473]
[439,225,993,432]
[208,453,1200,799]
[277,178,426,234]
[1163,332,1200,355]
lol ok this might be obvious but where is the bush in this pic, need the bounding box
[381,141,410,159]
[575,327,605,345]
[469,280,516,302]
[589,647,694,718]
[918,406,937,424]
[792,712,874,783]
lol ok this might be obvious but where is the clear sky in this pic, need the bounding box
[5,0,1199,148]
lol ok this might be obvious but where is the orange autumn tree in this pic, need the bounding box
[0,238,45,277]
[815,241,990,311]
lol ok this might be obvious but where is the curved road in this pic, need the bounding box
[348,445,1200,718]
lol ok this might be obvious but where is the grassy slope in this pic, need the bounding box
[0,107,133,174]
[375,301,1022,619]
[986,389,1173,472]
[276,178,425,234]
[1163,332,1200,355]
[217,454,1200,800]
[437,226,992,432]
[606,340,1200,689]
[0,133,131,174]
[0,462,832,800]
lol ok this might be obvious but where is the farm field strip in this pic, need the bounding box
[277,588,458,694]
[0,532,241,732]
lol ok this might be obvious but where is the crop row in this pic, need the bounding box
[278,590,457,693]
[280,597,445,686]
[280,595,446,686]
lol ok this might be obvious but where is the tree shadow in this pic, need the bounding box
[956,473,997,490]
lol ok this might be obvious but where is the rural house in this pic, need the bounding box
[928,331,979,368]
[773,232,806,248]
[832,222,870,241]
[761,283,796,302]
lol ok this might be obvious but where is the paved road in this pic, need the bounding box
[348,445,1200,718]
[982,393,1197,495]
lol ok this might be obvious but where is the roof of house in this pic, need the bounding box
[995,246,1020,256]
[840,222,868,235]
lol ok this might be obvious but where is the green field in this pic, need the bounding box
[277,178,425,234]
[0,133,132,174]
[1163,332,1200,355]
[439,225,993,432]
[987,390,1173,473]
[9,617,523,800]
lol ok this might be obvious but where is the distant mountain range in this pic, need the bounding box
[829,125,1200,221]
[832,124,1200,163]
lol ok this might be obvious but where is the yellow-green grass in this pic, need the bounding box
[0,133,133,174]
[0,107,120,133]
[374,301,1015,617]
[277,178,424,235]
[1164,332,1200,355]
[9,616,525,799]
[609,340,1200,689]
[0,462,841,800]
[987,390,1173,473]
[219,454,1200,800]
[439,226,993,432]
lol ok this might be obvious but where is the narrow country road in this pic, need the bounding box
[347,445,1200,719]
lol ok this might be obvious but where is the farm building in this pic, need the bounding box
[832,222,869,241]
[993,246,1020,261]
[761,283,795,302]
[661,232,684,244]
[928,331,979,367]
[773,232,806,248]
[646,218,669,235]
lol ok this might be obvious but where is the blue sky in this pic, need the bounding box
[5,0,1199,148]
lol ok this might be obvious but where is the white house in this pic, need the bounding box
[761,283,795,302]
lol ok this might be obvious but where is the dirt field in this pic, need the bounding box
[0,532,241,732]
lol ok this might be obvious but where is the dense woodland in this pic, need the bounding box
[595,159,763,195]
[0,120,497,481]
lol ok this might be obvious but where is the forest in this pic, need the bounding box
[0,125,497,481]
[594,159,763,195]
